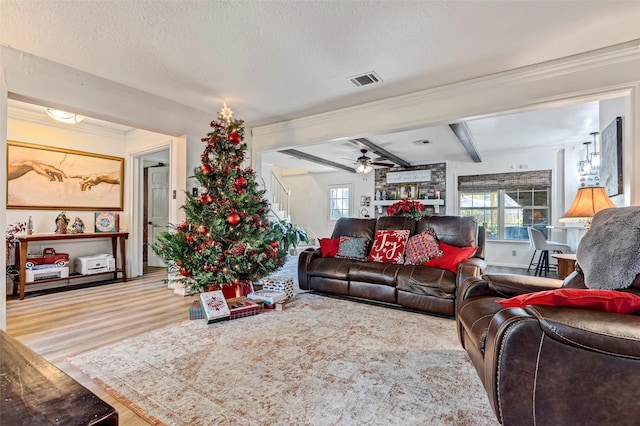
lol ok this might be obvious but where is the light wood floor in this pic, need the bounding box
[5,270,193,425]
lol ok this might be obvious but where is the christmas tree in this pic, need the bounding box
[153,105,286,294]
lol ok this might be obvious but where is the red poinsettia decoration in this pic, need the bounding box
[386,198,425,217]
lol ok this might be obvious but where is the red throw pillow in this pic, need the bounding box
[368,230,410,264]
[423,242,477,273]
[319,238,340,258]
[498,288,640,314]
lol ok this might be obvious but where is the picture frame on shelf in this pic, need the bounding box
[399,184,418,200]
[7,141,124,210]
[94,212,120,232]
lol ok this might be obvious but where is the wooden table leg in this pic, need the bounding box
[19,241,28,300]
[119,235,127,282]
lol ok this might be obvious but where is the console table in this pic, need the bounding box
[1,330,118,425]
[15,232,128,300]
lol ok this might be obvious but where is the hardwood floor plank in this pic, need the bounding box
[5,271,193,425]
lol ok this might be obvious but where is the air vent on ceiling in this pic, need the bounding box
[349,71,383,88]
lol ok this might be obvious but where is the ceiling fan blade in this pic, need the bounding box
[371,161,395,167]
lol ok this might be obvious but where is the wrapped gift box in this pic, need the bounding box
[247,289,287,305]
[262,275,294,300]
[189,300,205,320]
[226,297,260,320]
[200,290,231,324]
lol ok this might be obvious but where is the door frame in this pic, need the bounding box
[127,136,187,278]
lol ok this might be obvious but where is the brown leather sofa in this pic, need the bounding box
[298,215,486,317]
[456,269,640,425]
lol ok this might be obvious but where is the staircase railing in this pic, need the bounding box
[270,172,291,221]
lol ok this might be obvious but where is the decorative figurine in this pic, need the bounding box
[69,217,85,234]
[27,216,33,235]
[54,212,69,234]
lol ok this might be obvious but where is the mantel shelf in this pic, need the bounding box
[372,199,444,207]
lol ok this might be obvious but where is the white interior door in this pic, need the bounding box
[147,166,169,267]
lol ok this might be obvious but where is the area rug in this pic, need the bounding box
[68,293,497,425]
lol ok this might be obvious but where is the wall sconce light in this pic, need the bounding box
[46,108,85,124]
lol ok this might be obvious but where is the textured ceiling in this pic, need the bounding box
[2,1,639,172]
[3,0,640,127]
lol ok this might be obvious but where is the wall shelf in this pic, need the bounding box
[372,199,444,207]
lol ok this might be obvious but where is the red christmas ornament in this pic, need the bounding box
[199,194,207,204]
[235,176,247,188]
[207,195,214,204]
[201,164,212,175]
[198,225,208,234]
[227,212,241,226]
[270,241,280,248]
[229,132,241,144]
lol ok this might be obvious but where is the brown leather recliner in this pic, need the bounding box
[456,266,640,425]
[298,215,486,317]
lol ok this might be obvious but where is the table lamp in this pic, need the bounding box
[559,186,616,228]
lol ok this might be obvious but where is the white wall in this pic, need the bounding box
[7,116,129,263]
[275,169,374,240]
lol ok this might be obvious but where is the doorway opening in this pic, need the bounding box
[141,151,170,275]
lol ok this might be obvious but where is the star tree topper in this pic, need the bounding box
[219,102,234,125]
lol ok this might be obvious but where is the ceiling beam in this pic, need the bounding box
[448,123,482,162]
[278,149,357,173]
[349,138,412,168]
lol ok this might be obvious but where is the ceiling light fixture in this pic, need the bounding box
[46,108,84,124]
[355,162,373,174]
[577,131,600,183]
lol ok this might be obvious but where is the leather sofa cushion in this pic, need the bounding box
[396,266,457,297]
[349,261,403,286]
[375,216,416,236]
[457,295,505,355]
[527,304,640,358]
[417,215,478,249]
[331,217,377,241]
[307,257,352,280]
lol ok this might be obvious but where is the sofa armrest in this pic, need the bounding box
[481,304,640,425]
[298,248,321,290]
[482,273,563,298]
[456,257,487,289]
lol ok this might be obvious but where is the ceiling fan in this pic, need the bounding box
[354,149,394,173]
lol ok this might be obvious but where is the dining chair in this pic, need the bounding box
[527,227,571,276]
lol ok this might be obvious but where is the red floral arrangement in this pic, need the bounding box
[386,199,424,217]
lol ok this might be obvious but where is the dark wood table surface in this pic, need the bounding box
[0,330,118,425]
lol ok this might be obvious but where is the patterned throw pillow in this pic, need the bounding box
[368,230,411,264]
[335,236,369,261]
[404,228,443,265]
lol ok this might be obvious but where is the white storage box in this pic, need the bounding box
[74,254,115,275]
[26,266,69,283]
[262,276,294,300]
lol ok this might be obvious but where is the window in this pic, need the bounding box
[329,185,350,220]
[458,171,552,240]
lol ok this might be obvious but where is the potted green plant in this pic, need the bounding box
[270,220,309,255]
